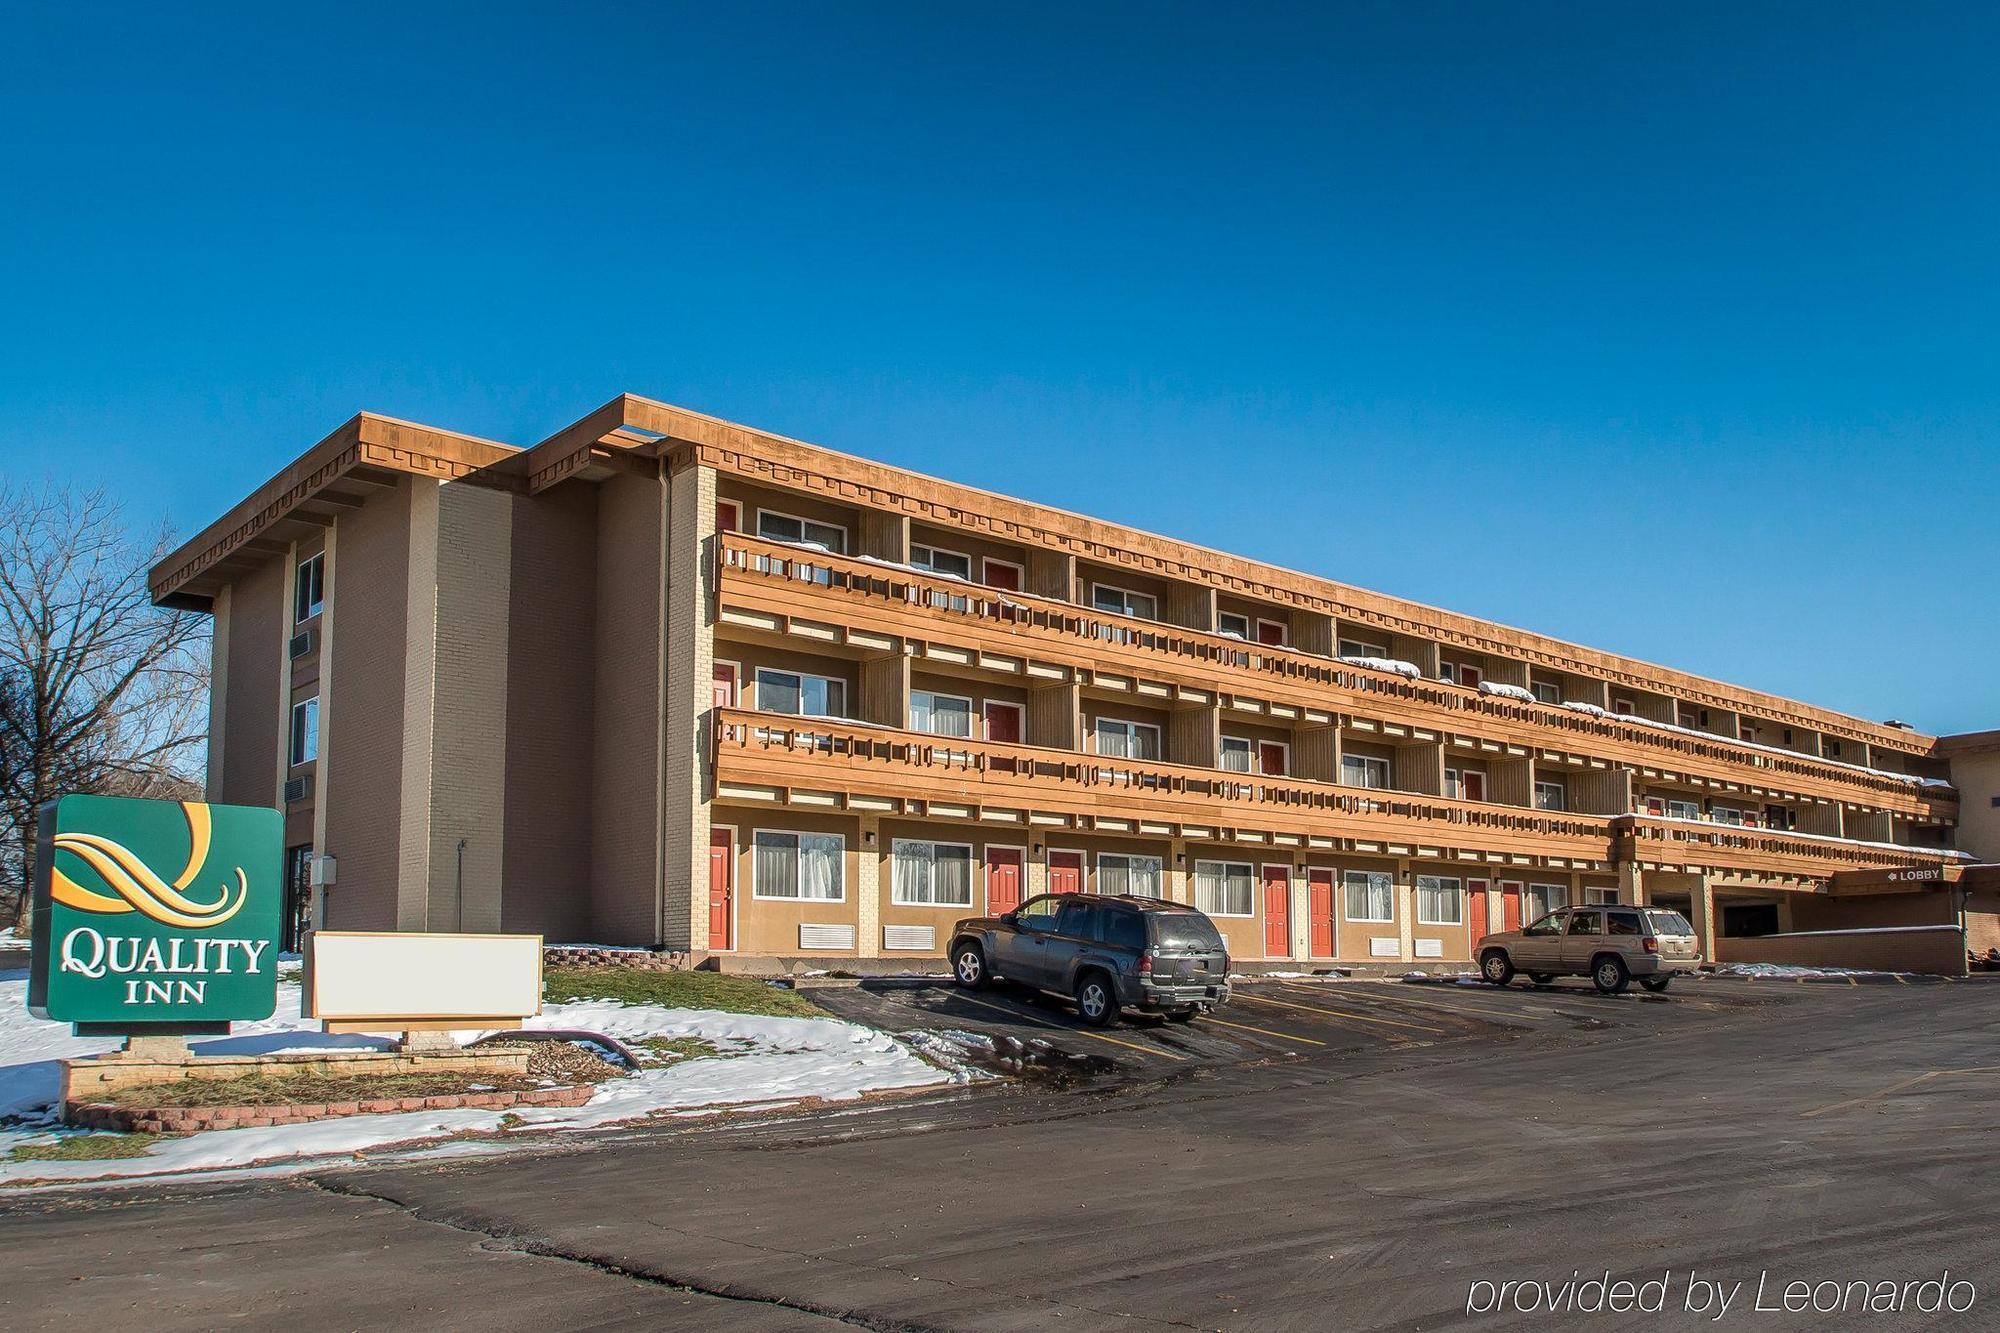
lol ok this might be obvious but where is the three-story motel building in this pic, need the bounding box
[152,396,1999,970]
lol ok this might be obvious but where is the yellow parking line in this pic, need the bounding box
[1291,981,1548,1022]
[1203,1015,1326,1048]
[1237,989,1444,1034]
[943,990,1186,1061]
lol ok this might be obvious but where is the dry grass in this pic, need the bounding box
[543,968,821,1018]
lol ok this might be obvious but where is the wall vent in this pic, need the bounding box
[883,924,936,952]
[288,630,313,659]
[1414,938,1444,958]
[798,923,856,952]
[1369,936,1400,957]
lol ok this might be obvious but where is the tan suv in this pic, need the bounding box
[1477,905,1701,994]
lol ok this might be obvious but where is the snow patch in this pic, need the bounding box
[0,977,955,1186]
[1340,656,1424,680]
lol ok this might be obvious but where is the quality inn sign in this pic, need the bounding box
[28,795,283,1031]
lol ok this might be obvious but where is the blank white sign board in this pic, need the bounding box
[306,932,543,1025]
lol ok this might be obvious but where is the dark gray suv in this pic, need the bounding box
[949,893,1231,1026]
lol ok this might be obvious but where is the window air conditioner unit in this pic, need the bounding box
[283,775,312,804]
[289,630,313,659]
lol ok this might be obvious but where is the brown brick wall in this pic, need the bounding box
[1714,926,1965,976]
[427,482,515,932]
[321,480,416,930]
[215,555,285,808]
[1788,891,1955,933]
[590,469,665,943]
[501,483,598,939]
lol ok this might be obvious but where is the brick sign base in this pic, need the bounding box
[69,1083,594,1134]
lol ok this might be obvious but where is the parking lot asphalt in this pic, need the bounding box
[5,976,1998,1332]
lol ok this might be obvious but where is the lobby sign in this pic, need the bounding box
[28,795,283,1029]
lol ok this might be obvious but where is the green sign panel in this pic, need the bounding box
[28,795,283,1030]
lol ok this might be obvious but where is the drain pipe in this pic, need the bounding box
[456,837,467,932]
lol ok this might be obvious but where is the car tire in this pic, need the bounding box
[1481,950,1515,986]
[950,940,989,990]
[1075,971,1120,1027]
[1529,972,1555,985]
[1639,976,1672,993]
[1592,954,1630,995]
[1166,1008,1198,1024]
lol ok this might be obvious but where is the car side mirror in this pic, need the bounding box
[1000,912,1018,928]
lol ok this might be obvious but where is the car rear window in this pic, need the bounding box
[1100,910,1146,951]
[1645,909,1695,936]
[1152,912,1224,951]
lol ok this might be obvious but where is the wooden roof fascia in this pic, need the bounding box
[149,412,517,609]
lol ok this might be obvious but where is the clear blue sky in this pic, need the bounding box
[3,3,1995,733]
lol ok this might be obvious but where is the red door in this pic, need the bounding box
[708,827,734,951]
[983,559,1022,592]
[716,501,739,533]
[1048,851,1084,895]
[986,847,1024,914]
[1501,882,1523,932]
[1308,869,1335,958]
[1467,879,1490,951]
[1262,865,1290,957]
[1256,620,1287,646]
[985,702,1023,744]
[712,662,737,710]
[1462,771,1486,802]
[1258,742,1288,776]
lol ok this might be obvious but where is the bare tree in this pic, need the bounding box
[0,485,208,927]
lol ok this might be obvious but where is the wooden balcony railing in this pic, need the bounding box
[715,709,1619,865]
[1612,815,1969,879]
[718,534,1956,818]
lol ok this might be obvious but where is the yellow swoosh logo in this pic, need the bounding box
[50,801,248,929]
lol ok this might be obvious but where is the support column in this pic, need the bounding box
[1289,861,1311,959]
[663,463,717,951]
[1395,858,1416,963]
[855,815,881,958]
[1165,839,1190,904]
[1617,859,1643,906]
[1689,875,1716,963]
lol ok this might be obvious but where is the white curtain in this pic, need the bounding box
[1346,871,1393,921]
[799,834,842,900]
[1417,877,1461,925]
[895,842,931,903]
[936,846,971,905]
[755,834,796,898]
[1195,862,1251,916]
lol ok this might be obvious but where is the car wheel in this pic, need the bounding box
[1166,1008,1198,1024]
[1592,954,1630,995]
[1481,950,1515,986]
[951,941,989,990]
[1075,972,1120,1027]
[1529,972,1555,985]
[1639,976,1672,993]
